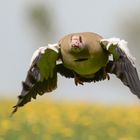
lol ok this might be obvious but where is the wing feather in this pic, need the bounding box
[107,47,140,98]
[12,46,59,114]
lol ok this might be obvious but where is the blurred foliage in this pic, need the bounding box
[26,4,56,44]
[31,8,47,27]
[28,5,51,34]
[1,100,140,140]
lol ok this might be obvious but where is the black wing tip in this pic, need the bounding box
[10,105,18,117]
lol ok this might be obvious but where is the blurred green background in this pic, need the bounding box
[1,0,140,139]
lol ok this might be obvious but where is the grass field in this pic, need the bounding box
[0,99,140,140]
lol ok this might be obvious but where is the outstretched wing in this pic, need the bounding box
[101,38,140,98]
[12,44,60,114]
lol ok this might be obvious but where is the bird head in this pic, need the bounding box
[70,35,85,53]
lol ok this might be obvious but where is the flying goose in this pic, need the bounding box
[12,32,140,114]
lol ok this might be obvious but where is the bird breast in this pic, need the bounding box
[59,32,108,76]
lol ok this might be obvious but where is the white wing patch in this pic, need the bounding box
[48,43,60,53]
[30,43,59,66]
[30,46,47,66]
[101,38,135,66]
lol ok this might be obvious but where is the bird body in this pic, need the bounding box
[59,32,108,76]
[12,32,140,115]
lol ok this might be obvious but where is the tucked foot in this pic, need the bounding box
[74,74,84,86]
[103,67,110,80]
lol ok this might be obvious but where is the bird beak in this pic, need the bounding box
[71,42,81,48]
[70,35,82,48]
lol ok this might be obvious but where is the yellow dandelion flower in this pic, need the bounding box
[0,120,10,131]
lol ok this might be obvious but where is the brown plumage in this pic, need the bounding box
[12,32,140,115]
